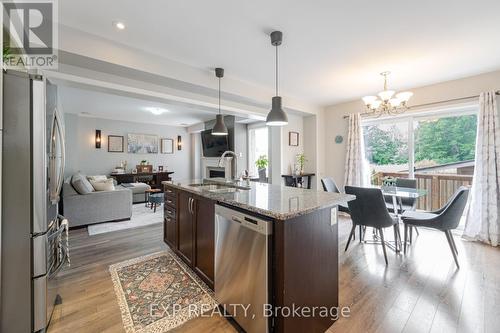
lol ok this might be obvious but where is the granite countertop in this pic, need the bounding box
[162,179,355,220]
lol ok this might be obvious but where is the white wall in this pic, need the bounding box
[64,114,191,180]
[268,126,282,185]
[191,132,202,179]
[281,114,304,175]
[324,69,500,188]
[233,122,248,177]
[303,114,319,189]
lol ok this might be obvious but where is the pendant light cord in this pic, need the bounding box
[218,77,221,115]
[275,45,279,96]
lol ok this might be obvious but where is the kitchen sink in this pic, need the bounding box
[207,187,240,193]
[188,182,250,192]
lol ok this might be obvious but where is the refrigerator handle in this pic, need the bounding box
[49,114,57,203]
[50,110,65,203]
[49,246,67,279]
[58,215,70,266]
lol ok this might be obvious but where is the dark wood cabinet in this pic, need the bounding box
[193,196,215,287]
[164,211,178,250]
[177,190,194,265]
[112,171,174,189]
[163,183,340,332]
[281,173,315,189]
[164,184,216,288]
[164,190,177,249]
[163,183,341,332]
[273,207,339,333]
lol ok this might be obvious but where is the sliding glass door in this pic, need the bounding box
[413,113,477,212]
[363,119,410,184]
[363,106,477,214]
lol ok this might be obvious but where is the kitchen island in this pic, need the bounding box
[162,179,354,333]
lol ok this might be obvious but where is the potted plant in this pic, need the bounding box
[255,155,268,181]
[296,153,307,175]
[140,160,147,165]
[3,44,11,64]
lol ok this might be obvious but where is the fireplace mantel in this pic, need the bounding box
[201,157,233,179]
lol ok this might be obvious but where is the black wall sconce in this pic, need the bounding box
[95,130,101,149]
[177,135,182,150]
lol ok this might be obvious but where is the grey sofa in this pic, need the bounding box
[62,181,133,227]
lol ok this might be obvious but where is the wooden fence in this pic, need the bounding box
[373,172,473,211]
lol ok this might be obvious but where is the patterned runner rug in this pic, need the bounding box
[109,251,217,332]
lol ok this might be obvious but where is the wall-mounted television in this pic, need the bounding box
[201,129,229,157]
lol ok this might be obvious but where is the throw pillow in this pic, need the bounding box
[90,179,115,191]
[87,175,108,182]
[71,173,94,194]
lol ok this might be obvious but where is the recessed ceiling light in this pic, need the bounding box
[144,107,168,115]
[113,21,126,30]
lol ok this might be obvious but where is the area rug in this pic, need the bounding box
[109,251,217,333]
[88,204,162,235]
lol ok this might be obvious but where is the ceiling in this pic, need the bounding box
[58,85,222,126]
[58,0,500,106]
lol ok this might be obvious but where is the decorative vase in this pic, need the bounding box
[382,176,396,187]
[258,168,267,181]
[293,164,301,176]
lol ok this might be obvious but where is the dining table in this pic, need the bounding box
[369,185,428,252]
[380,185,428,217]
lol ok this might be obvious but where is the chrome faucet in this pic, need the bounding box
[218,150,239,181]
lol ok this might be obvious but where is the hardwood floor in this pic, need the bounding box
[48,224,234,333]
[329,217,500,333]
[49,217,499,333]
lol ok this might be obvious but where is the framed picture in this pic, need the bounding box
[161,138,174,154]
[108,135,124,152]
[289,131,299,146]
[127,133,159,154]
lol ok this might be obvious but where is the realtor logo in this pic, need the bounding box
[2,0,58,69]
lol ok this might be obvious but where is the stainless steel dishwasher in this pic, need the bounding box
[215,204,272,333]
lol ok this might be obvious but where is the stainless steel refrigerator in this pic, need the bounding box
[1,70,69,332]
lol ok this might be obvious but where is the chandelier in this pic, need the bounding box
[362,71,413,116]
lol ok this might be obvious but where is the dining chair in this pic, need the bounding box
[344,186,400,265]
[401,186,469,268]
[384,177,420,241]
[321,177,356,240]
[321,177,350,214]
[384,178,417,214]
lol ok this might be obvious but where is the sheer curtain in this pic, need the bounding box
[344,113,370,186]
[463,92,500,246]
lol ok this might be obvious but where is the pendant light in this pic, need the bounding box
[266,31,288,126]
[212,67,228,136]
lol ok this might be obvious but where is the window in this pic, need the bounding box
[248,126,269,176]
[363,119,410,182]
[362,105,477,214]
[414,114,477,172]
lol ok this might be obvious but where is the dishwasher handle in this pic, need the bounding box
[215,205,272,236]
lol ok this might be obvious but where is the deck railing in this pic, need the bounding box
[373,172,473,211]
